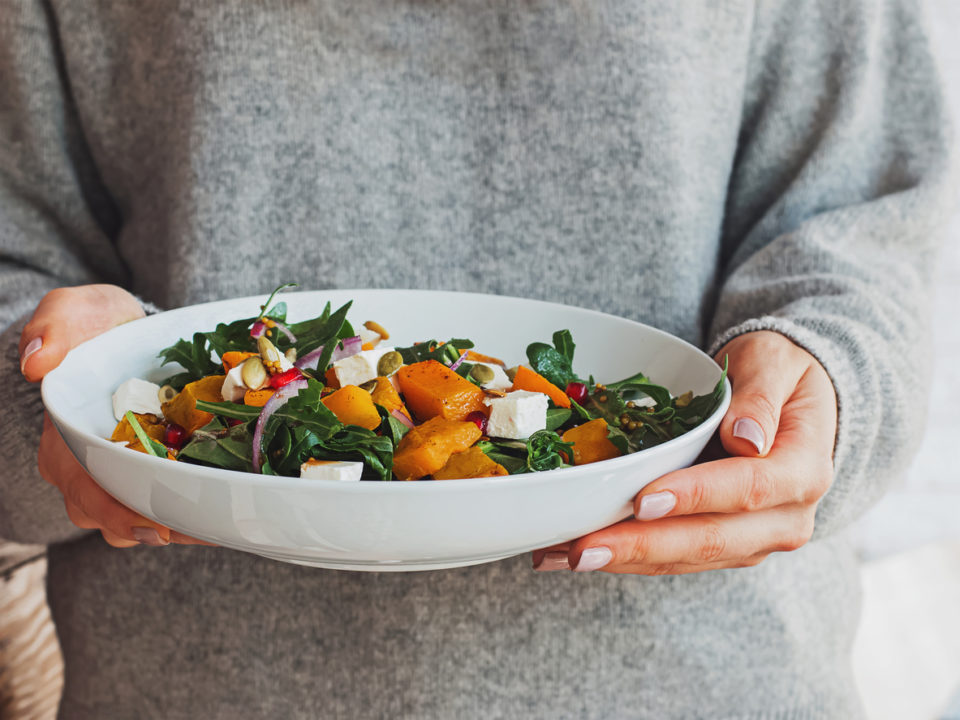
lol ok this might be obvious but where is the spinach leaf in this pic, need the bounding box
[545,407,572,432]
[674,356,728,429]
[316,427,395,481]
[289,300,353,362]
[178,418,254,471]
[476,440,528,475]
[525,329,580,389]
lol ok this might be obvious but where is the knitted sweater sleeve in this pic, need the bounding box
[0,2,130,544]
[708,0,958,539]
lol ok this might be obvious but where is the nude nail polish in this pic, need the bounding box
[574,547,613,572]
[20,337,42,375]
[733,417,765,455]
[533,551,570,571]
[132,527,168,546]
[636,491,676,521]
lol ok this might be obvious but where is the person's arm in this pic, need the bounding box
[534,0,957,573]
[1,2,151,545]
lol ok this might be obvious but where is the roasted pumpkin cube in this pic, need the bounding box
[321,385,381,430]
[432,446,509,480]
[111,412,166,445]
[392,416,483,481]
[160,375,225,434]
[561,418,622,465]
[370,376,410,420]
[221,351,258,374]
[395,360,487,422]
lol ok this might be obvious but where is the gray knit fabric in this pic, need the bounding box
[1,1,955,718]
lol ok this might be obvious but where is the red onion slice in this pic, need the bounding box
[389,408,414,429]
[448,351,467,372]
[330,335,362,362]
[294,345,325,371]
[272,320,297,344]
[251,378,308,473]
[250,321,266,339]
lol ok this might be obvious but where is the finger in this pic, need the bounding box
[20,285,144,382]
[567,508,815,574]
[532,542,573,571]
[40,415,171,546]
[715,331,813,458]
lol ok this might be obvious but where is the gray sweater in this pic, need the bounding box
[1,1,955,718]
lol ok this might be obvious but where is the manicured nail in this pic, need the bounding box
[636,491,676,521]
[132,527,168,546]
[533,551,570,571]
[574,546,613,572]
[733,417,765,455]
[20,337,42,375]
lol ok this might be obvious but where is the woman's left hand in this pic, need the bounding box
[532,330,837,574]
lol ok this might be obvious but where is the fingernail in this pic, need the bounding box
[574,546,613,572]
[733,417,765,455]
[20,337,42,375]
[132,527,168,546]
[533,551,570,571]
[636,491,676,521]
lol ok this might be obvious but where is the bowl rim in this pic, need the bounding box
[42,287,731,492]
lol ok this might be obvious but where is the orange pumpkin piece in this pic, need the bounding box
[561,418,622,465]
[160,375,225,434]
[321,385,381,431]
[111,412,166,445]
[324,367,340,390]
[370,376,410,419]
[392,416,483,481]
[244,388,275,407]
[395,360,487,422]
[221,351,258,374]
[432,446,509,480]
[511,365,571,409]
[459,349,506,367]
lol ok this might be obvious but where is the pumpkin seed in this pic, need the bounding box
[284,348,297,363]
[469,364,495,384]
[363,320,390,340]
[504,366,520,382]
[376,350,403,377]
[158,385,177,404]
[358,379,378,392]
[241,356,269,390]
[258,335,282,364]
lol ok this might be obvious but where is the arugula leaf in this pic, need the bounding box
[525,430,574,472]
[157,332,221,390]
[195,400,262,421]
[552,330,576,363]
[674,356,728,428]
[124,411,167,457]
[316,427,395,481]
[290,300,353,360]
[396,338,474,366]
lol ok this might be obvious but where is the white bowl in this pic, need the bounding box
[41,289,729,571]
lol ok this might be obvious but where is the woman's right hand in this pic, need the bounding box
[20,284,211,548]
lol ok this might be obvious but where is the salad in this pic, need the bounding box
[110,285,726,481]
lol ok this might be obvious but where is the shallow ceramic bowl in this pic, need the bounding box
[42,289,729,571]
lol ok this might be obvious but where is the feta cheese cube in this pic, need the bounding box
[332,346,397,387]
[484,390,549,440]
[221,365,248,403]
[471,362,512,391]
[299,459,364,482]
[112,378,163,421]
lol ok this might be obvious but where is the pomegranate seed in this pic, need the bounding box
[565,381,588,404]
[465,411,488,434]
[226,418,244,427]
[163,423,187,449]
[269,367,303,389]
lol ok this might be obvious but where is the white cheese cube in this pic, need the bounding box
[358,326,381,349]
[332,346,396,387]
[484,390,549,440]
[299,459,364,482]
[112,378,163,421]
[471,362,513,391]
[221,365,248,403]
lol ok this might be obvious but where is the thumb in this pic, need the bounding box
[715,331,814,458]
[19,285,145,382]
